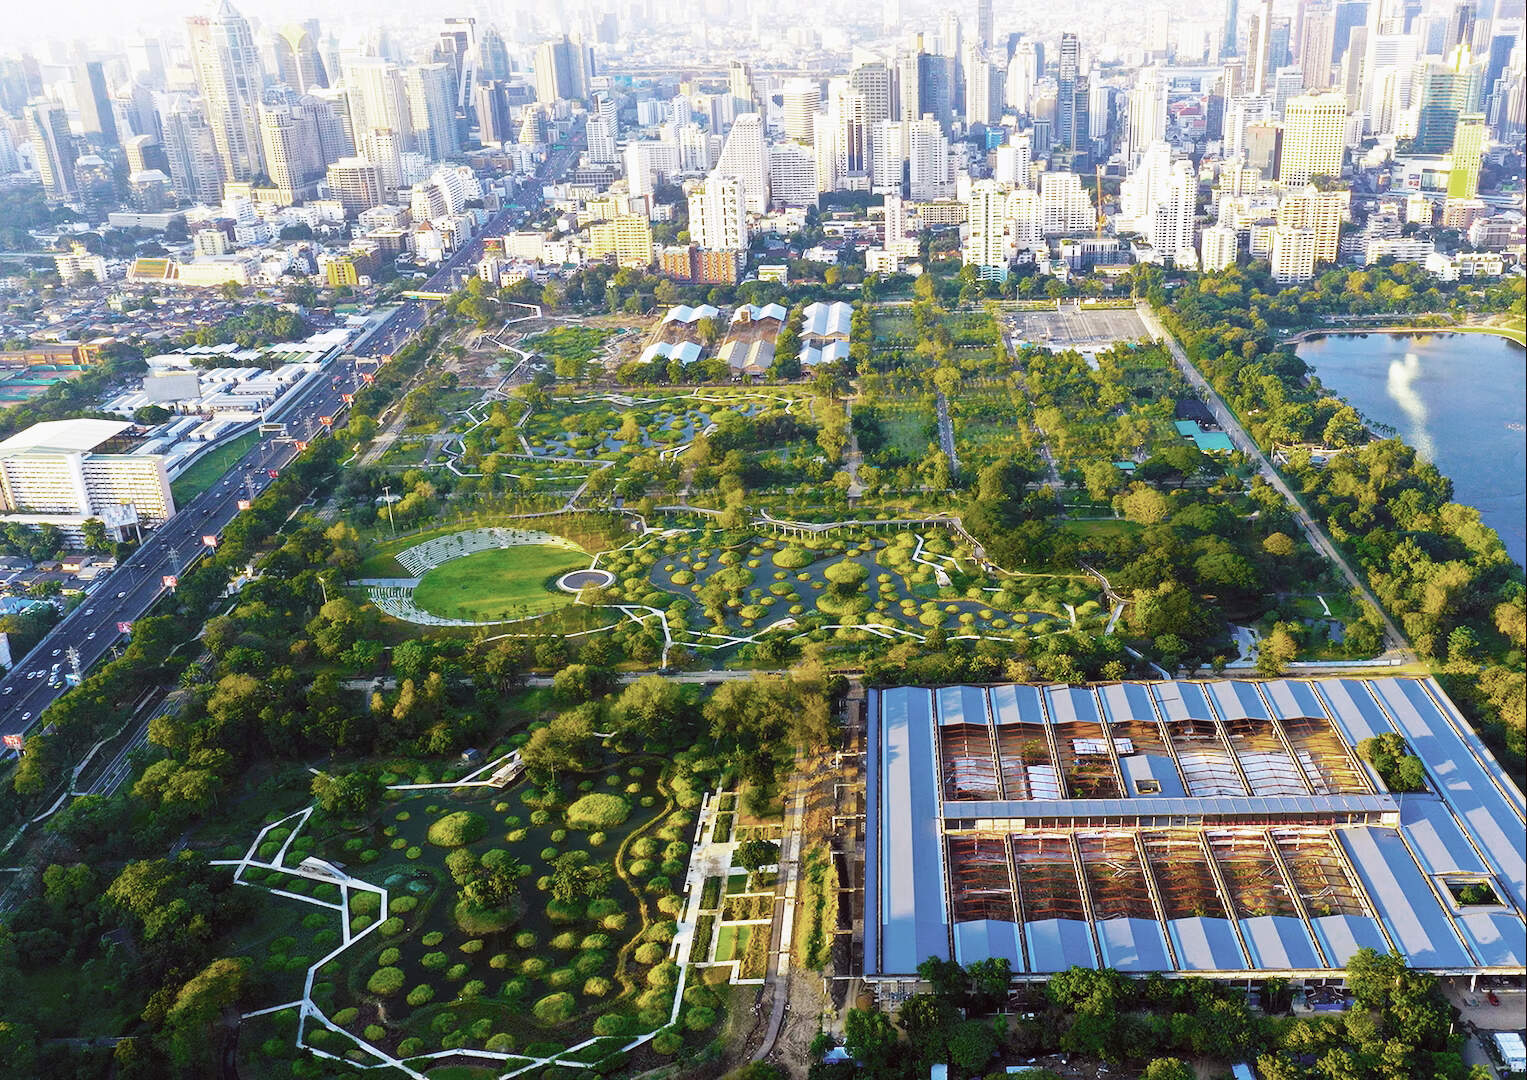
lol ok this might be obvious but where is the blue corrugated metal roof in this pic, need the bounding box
[1262,679,1329,721]
[877,687,950,974]
[1311,914,1390,966]
[1312,679,1394,744]
[952,920,1025,970]
[1338,826,1475,969]
[989,683,1046,726]
[936,684,989,727]
[1118,752,1188,798]
[1097,917,1174,971]
[1169,916,1248,970]
[1209,680,1270,721]
[1044,685,1102,726]
[1025,918,1097,972]
[1153,681,1214,723]
[1098,681,1156,725]
[1240,915,1325,969]
[1453,911,1527,967]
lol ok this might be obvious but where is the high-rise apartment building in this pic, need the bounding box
[1127,68,1169,165]
[907,117,952,199]
[186,0,265,184]
[326,156,383,216]
[782,80,820,144]
[963,179,1016,277]
[1200,223,1240,269]
[404,64,461,161]
[1278,91,1346,183]
[258,105,322,203]
[871,119,906,194]
[689,172,748,250]
[1056,33,1084,149]
[769,143,819,207]
[714,113,769,213]
[160,101,222,204]
[274,23,328,93]
[1276,184,1348,261]
[25,101,77,200]
[849,62,893,125]
[1270,225,1317,281]
[1446,113,1485,197]
[342,59,412,153]
[73,62,118,148]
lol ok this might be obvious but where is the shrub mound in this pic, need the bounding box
[366,967,405,997]
[773,546,815,569]
[565,793,631,830]
[426,811,487,847]
[533,992,577,1024]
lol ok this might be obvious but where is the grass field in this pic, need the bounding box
[714,923,752,963]
[170,430,259,504]
[410,544,589,621]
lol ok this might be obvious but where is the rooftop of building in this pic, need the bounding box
[0,418,133,457]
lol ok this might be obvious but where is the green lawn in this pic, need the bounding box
[410,544,589,621]
[714,923,753,962]
[170,430,260,504]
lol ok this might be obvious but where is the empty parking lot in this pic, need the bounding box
[1011,306,1151,350]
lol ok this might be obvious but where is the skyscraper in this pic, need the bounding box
[186,0,265,185]
[404,64,460,161]
[1299,1,1337,88]
[274,23,328,93]
[72,62,118,148]
[1278,91,1347,183]
[342,59,411,152]
[534,35,593,105]
[258,105,321,203]
[714,113,768,213]
[689,172,748,250]
[1223,0,1242,58]
[160,100,222,203]
[1446,113,1486,197]
[782,80,820,144]
[1056,33,1089,151]
[1248,0,1277,93]
[906,116,952,199]
[849,62,893,125]
[474,82,514,145]
[25,101,77,200]
[977,0,995,50]
[1127,69,1168,166]
[1412,45,1486,153]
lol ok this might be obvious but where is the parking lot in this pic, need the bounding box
[1010,306,1151,351]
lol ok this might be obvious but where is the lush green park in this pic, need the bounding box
[410,544,590,621]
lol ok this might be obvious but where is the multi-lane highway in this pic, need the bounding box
[0,189,538,740]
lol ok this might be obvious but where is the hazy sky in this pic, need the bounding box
[9,0,425,47]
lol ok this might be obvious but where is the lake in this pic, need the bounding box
[1296,332,1526,568]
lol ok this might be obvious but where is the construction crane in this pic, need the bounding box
[1094,165,1106,238]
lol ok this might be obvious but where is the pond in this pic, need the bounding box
[1297,331,1526,567]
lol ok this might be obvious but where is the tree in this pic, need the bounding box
[1142,1058,1194,1080]
[844,1008,899,1072]
[735,837,780,872]
[1119,482,1170,524]
[613,675,683,736]
[310,770,380,814]
[160,957,248,1068]
[1257,621,1301,676]
[0,1021,38,1080]
[948,1018,998,1071]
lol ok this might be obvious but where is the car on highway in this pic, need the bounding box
[84,608,93,615]
[86,631,96,640]
[1487,990,1500,1005]
[1,686,10,695]
[20,712,30,722]
[117,591,127,598]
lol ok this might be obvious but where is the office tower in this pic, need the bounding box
[1007,42,1039,113]
[906,117,952,199]
[126,82,162,142]
[160,102,221,203]
[186,0,265,183]
[71,155,116,218]
[123,134,169,175]
[405,64,460,160]
[714,113,768,213]
[1088,81,1112,141]
[689,172,748,249]
[1245,122,1284,173]
[477,27,512,83]
[1447,113,1486,197]
[871,118,906,193]
[586,93,618,165]
[306,95,352,165]
[1127,68,1169,165]
[343,59,412,152]
[1200,223,1240,269]
[534,35,593,104]
[1412,46,1486,152]
[1444,0,1476,55]
[361,128,404,191]
[964,48,1005,126]
[1485,30,1518,90]
[128,37,167,90]
[977,0,995,49]
[1248,0,1277,93]
[1270,17,1294,68]
[964,179,1015,276]
[518,106,550,146]
[782,79,820,143]
[73,62,118,148]
[1279,91,1346,182]
[813,112,838,193]
[912,51,956,133]
[1147,10,1173,57]
[729,61,758,115]
[1223,0,1242,58]
[1299,1,1337,87]
[850,63,893,125]
[274,23,328,93]
[1332,0,1368,62]
[25,101,77,200]
[768,143,818,206]
[436,17,477,110]
[1057,33,1082,146]
[1273,65,1307,115]
[326,156,382,216]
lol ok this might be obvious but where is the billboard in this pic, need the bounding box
[116,621,132,634]
[3,734,23,750]
[162,574,178,588]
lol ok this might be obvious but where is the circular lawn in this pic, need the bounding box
[411,544,590,622]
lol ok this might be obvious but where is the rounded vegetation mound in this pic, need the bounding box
[565,793,631,830]
[427,810,488,847]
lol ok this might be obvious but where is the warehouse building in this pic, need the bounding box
[864,678,1525,985]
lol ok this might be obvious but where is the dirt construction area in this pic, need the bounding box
[1011,305,1151,350]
